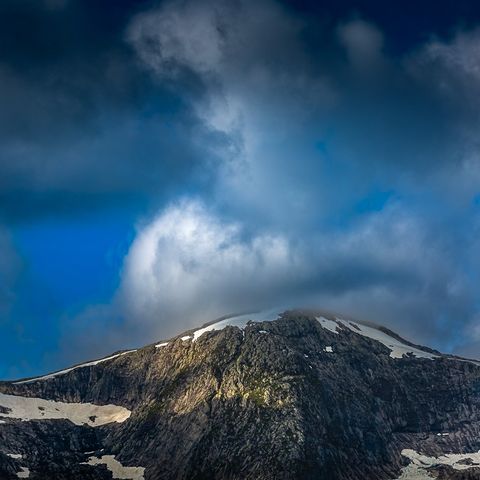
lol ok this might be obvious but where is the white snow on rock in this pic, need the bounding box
[155,342,169,348]
[191,309,436,360]
[15,350,137,384]
[316,317,340,335]
[338,319,437,359]
[82,455,145,480]
[0,393,131,427]
[324,346,333,353]
[16,467,29,478]
[320,317,437,360]
[395,448,480,479]
[192,308,282,342]
[396,462,436,480]
[6,453,31,479]
[181,336,192,341]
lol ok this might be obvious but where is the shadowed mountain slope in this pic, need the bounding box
[0,310,479,479]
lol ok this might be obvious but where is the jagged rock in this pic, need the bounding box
[0,310,479,479]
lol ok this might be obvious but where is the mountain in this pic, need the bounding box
[0,309,479,480]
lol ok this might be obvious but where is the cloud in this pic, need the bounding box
[128,0,480,227]
[415,28,480,94]
[119,199,301,338]
[127,1,225,78]
[3,0,480,375]
[309,208,476,349]
[0,0,478,221]
[4,0,478,222]
[0,0,224,222]
[128,0,339,231]
[105,198,475,354]
[337,18,384,71]
[51,3,480,360]
[127,0,327,138]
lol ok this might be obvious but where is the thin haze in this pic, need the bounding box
[1,0,480,378]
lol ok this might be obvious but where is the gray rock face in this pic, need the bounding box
[0,311,479,479]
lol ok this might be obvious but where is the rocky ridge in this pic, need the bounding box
[0,309,479,480]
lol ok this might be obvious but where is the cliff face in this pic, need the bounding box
[0,310,479,480]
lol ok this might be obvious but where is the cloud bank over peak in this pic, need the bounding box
[55,0,480,364]
[120,200,300,337]
[2,0,480,376]
[85,198,473,358]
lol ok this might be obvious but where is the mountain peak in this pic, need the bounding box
[1,310,479,479]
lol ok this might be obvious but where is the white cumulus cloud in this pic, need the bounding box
[119,200,302,337]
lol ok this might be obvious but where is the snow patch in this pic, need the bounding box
[336,319,437,360]
[395,448,480,479]
[0,393,131,427]
[7,453,23,459]
[316,317,340,335]
[259,330,268,334]
[82,455,145,480]
[316,316,436,359]
[192,308,282,342]
[155,342,169,348]
[16,467,29,478]
[324,346,333,353]
[181,336,192,341]
[15,350,137,384]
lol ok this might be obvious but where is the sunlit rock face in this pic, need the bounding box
[0,309,479,479]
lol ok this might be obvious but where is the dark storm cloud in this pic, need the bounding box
[0,0,227,221]
[2,0,480,376]
[104,0,479,358]
[1,0,478,223]
[126,0,480,189]
[0,0,144,140]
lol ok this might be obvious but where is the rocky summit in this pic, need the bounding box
[0,309,479,480]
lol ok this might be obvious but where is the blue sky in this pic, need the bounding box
[1,0,480,379]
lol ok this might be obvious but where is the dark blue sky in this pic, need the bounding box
[1,0,480,379]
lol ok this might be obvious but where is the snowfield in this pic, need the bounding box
[82,455,145,480]
[396,448,480,478]
[190,309,438,360]
[192,308,283,341]
[15,467,29,478]
[317,316,437,359]
[316,317,340,335]
[7,454,23,459]
[0,392,131,426]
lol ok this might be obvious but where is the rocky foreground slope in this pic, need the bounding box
[0,309,479,480]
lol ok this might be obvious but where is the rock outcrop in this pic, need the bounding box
[0,310,479,479]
